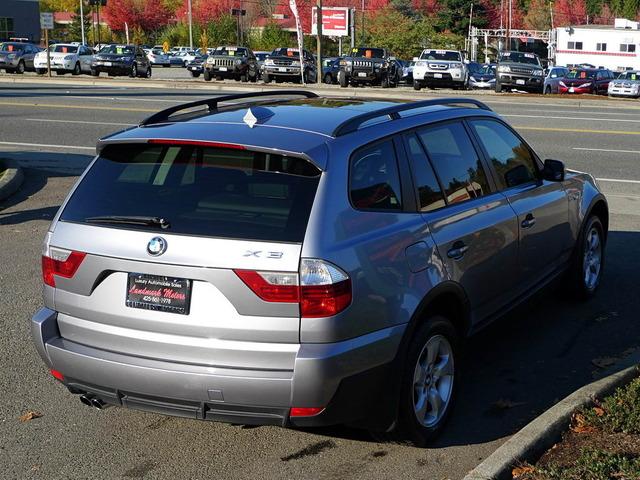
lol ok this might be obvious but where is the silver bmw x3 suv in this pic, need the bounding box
[32,92,608,445]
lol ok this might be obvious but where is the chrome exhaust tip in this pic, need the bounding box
[90,397,110,410]
[79,394,94,407]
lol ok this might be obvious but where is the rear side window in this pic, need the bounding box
[469,120,538,189]
[418,122,490,205]
[404,133,446,212]
[60,144,321,242]
[350,140,402,211]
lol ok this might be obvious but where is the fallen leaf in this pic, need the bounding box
[570,412,596,433]
[19,410,43,422]
[512,465,535,478]
[592,357,618,369]
[593,406,605,417]
[493,398,526,410]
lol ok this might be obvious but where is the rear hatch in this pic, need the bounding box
[45,142,321,370]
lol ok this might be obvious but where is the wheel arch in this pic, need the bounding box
[586,195,609,242]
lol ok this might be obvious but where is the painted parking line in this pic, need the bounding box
[596,178,640,184]
[25,118,135,127]
[515,126,640,135]
[573,147,639,154]
[0,100,156,113]
[505,114,640,123]
[0,141,95,151]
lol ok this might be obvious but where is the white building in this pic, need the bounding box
[555,18,640,72]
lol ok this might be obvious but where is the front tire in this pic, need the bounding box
[203,69,212,81]
[568,215,605,299]
[395,316,460,446]
[324,73,333,84]
[90,69,99,77]
[73,62,81,75]
[544,85,551,95]
[130,64,137,78]
[338,70,348,88]
[16,60,25,74]
[263,72,271,84]
[413,80,422,91]
[191,71,200,78]
[495,80,502,93]
[36,68,47,75]
[146,66,152,78]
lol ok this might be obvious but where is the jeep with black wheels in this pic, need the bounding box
[495,51,545,93]
[262,47,317,84]
[203,46,259,83]
[338,47,399,88]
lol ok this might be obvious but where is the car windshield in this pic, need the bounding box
[271,48,301,57]
[59,144,322,243]
[50,45,79,53]
[566,70,596,79]
[351,47,385,58]
[420,50,461,61]
[151,48,164,55]
[478,64,495,74]
[619,72,639,80]
[499,52,541,65]
[100,45,135,55]
[213,47,247,56]
[0,43,25,53]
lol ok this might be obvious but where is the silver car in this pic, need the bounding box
[608,70,640,98]
[32,92,608,446]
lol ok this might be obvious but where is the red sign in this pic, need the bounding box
[311,7,349,37]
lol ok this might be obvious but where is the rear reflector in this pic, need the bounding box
[50,369,64,382]
[42,249,86,287]
[290,407,325,417]
[148,139,245,150]
[234,259,352,318]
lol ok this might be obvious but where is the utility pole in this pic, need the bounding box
[316,2,322,84]
[188,0,193,49]
[507,0,511,50]
[96,0,101,48]
[80,0,86,45]
[467,3,473,57]
[361,0,365,45]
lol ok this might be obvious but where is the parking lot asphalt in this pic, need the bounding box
[0,80,639,480]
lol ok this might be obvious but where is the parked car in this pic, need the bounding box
[338,47,399,88]
[145,48,171,68]
[168,52,184,67]
[413,49,469,90]
[91,44,151,78]
[204,46,259,82]
[186,54,206,78]
[321,56,340,84]
[263,47,317,84]
[558,68,613,95]
[495,51,545,93]
[608,70,640,98]
[400,60,415,84]
[174,50,198,67]
[542,66,570,94]
[34,43,94,75]
[0,41,40,73]
[170,46,190,54]
[32,91,608,447]
[469,63,496,89]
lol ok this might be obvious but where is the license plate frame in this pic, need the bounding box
[126,273,192,315]
[279,67,288,72]
[219,66,227,71]
[358,72,367,77]
[433,73,443,78]
[516,79,525,85]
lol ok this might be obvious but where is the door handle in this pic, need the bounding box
[521,213,536,229]
[447,241,469,260]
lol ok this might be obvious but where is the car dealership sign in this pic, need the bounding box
[311,7,350,37]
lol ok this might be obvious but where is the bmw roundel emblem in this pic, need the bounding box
[147,237,167,256]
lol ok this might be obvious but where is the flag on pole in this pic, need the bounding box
[289,0,306,84]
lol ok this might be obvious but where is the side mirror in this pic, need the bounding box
[543,159,565,182]
[412,57,419,62]
[388,56,396,61]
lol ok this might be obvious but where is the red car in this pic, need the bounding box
[558,68,614,95]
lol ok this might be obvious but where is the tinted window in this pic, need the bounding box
[351,47,385,59]
[420,50,461,62]
[405,134,445,212]
[470,120,538,189]
[60,144,321,242]
[418,122,490,205]
[350,140,402,211]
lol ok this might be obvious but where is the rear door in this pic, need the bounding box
[48,143,321,369]
[467,118,571,291]
[412,121,520,324]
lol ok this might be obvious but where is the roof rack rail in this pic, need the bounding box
[139,90,319,127]
[332,98,492,137]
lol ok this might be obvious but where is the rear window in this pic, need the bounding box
[60,144,321,242]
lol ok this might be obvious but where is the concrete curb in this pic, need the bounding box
[2,75,640,109]
[0,158,24,202]
[464,361,640,480]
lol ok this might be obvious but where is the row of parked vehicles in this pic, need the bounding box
[1,40,638,98]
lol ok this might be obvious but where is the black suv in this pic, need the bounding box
[91,44,151,78]
[203,46,259,82]
[338,47,399,88]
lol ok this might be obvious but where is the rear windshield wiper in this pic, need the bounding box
[85,215,171,229]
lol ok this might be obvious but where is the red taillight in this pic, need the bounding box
[50,369,64,382]
[234,270,299,303]
[300,280,352,318]
[290,407,324,417]
[234,259,352,318]
[42,250,86,287]
[148,139,246,150]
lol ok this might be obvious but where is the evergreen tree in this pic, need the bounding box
[390,0,419,18]
[436,0,487,35]
[67,3,92,43]
[524,0,551,29]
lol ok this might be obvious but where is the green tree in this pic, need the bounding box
[621,0,640,19]
[390,0,419,18]
[205,15,238,46]
[248,22,292,50]
[67,4,92,42]
[524,0,551,29]
[40,0,79,12]
[436,0,487,35]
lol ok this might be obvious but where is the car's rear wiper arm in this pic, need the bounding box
[85,215,171,229]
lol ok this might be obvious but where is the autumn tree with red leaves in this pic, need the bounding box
[102,0,172,32]
[553,0,587,25]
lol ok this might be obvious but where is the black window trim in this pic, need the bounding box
[463,116,544,194]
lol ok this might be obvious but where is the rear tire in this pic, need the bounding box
[544,85,551,95]
[130,64,137,78]
[16,60,25,74]
[191,71,200,78]
[240,73,248,82]
[324,73,333,84]
[146,66,152,78]
[495,80,502,93]
[567,215,605,300]
[387,316,460,447]
[73,62,81,75]
[263,72,271,83]
[90,69,99,77]
[413,80,422,91]
[36,68,47,75]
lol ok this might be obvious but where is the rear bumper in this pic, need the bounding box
[32,307,405,427]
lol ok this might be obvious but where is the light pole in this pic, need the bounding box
[188,0,193,49]
[316,1,322,83]
[361,0,365,45]
[80,0,86,45]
